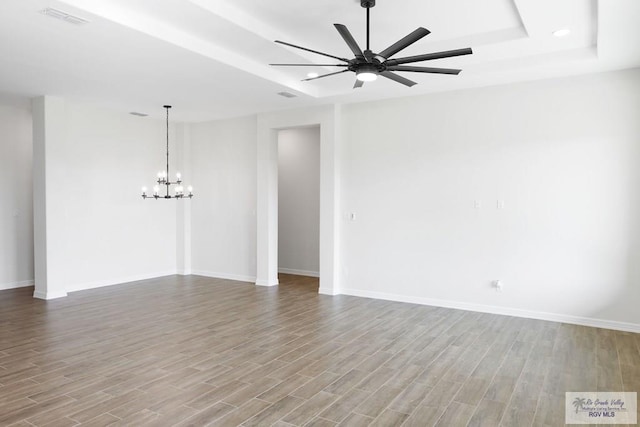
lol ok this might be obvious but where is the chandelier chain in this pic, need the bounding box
[165,106,170,197]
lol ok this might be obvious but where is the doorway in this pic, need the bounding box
[277,127,320,289]
[255,105,339,295]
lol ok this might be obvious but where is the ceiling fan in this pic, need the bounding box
[270,0,473,88]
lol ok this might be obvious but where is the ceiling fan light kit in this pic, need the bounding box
[356,64,378,82]
[270,0,472,88]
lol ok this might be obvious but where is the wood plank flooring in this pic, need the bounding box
[0,274,638,426]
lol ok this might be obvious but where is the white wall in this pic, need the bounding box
[34,98,177,295]
[20,69,640,331]
[0,97,33,290]
[278,127,320,277]
[190,115,257,282]
[339,68,640,329]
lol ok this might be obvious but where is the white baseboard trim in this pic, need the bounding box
[319,286,340,296]
[0,279,34,291]
[340,288,640,334]
[33,289,68,300]
[65,270,178,293]
[191,270,256,284]
[278,268,320,278]
[177,270,192,276]
[255,278,279,287]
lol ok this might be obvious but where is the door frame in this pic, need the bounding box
[255,105,340,295]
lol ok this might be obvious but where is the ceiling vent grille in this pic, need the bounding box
[39,7,90,25]
[277,92,297,98]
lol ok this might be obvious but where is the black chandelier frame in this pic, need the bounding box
[142,105,193,200]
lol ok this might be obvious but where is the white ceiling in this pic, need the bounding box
[0,0,638,122]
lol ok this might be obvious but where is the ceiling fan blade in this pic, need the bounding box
[334,24,365,58]
[275,40,349,62]
[385,48,473,66]
[380,71,417,87]
[387,65,461,75]
[378,27,431,59]
[270,63,348,67]
[302,69,350,81]
[354,79,364,89]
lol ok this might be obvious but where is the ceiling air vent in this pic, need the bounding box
[39,7,90,25]
[277,92,297,98]
[130,112,148,117]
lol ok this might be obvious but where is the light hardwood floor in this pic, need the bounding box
[0,274,638,426]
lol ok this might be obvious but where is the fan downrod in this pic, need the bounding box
[361,0,375,8]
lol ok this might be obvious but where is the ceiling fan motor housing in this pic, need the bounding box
[361,0,375,8]
[353,62,380,74]
[349,59,384,75]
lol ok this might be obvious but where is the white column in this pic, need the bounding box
[176,123,192,275]
[255,122,279,286]
[318,105,341,295]
[32,96,67,300]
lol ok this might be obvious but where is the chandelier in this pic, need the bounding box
[141,105,193,199]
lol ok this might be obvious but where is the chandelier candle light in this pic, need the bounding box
[141,105,193,199]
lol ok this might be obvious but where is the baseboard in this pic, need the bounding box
[0,279,34,291]
[255,278,279,287]
[33,289,68,300]
[65,270,178,293]
[191,270,256,284]
[340,288,640,334]
[319,286,340,296]
[278,268,320,278]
